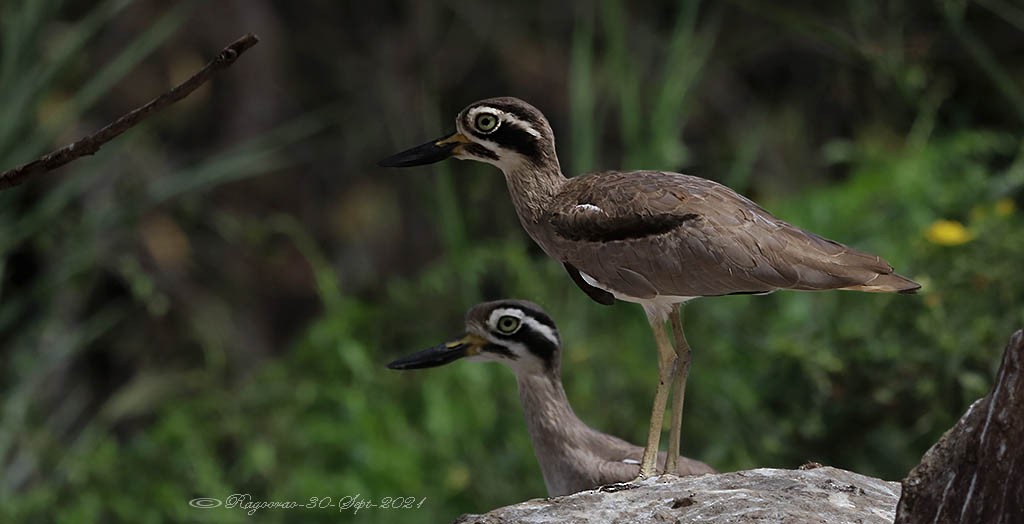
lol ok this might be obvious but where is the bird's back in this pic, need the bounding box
[543,417,715,496]
[542,171,919,300]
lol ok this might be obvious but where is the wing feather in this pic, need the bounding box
[545,171,918,297]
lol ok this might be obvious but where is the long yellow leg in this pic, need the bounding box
[639,315,677,478]
[666,304,691,474]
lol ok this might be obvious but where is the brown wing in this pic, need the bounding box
[582,429,716,488]
[563,262,615,305]
[546,171,918,298]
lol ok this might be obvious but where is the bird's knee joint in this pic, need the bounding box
[659,354,678,379]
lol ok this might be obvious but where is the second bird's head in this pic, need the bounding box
[379,97,556,172]
[388,299,562,376]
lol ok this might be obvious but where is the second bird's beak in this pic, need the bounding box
[378,132,470,167]
[387,333,485,370]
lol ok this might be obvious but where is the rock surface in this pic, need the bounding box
[454,466,901,524]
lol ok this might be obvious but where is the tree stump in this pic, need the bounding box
[895,330,1024,523]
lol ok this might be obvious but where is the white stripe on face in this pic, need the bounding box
[487,307,559,347]
[467,106,541,138]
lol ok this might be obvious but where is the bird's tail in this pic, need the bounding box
[841,272,921,294]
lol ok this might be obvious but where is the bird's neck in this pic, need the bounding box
[502,162,567,227]
[516,372,582,436]
[515,371,599,492]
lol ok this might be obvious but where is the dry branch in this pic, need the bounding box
[0,33,260,191]
[895,330,1024,523]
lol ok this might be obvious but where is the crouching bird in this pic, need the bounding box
[387,299,715,497]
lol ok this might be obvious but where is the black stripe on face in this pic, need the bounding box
[493,325,559,371]
[483,343,517,360]
[520,329,557,370]
[464,143,499,161]
[461,105,544,161]
[484,124,541,161]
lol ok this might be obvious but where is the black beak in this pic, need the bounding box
[387,335,482,370]
[378,132,469,167]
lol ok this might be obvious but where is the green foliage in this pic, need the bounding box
[0,2,330,523]
[19,131,1020,523]
[3,1,1024,523]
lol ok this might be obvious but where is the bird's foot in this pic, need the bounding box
[598,480,645,493]
[601,471,679,493]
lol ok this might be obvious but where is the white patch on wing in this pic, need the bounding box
[622,458,640,465]
[579,271,695,322]
[574,204,603,213]
[578,271,603,290]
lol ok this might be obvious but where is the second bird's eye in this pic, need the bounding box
[496,315,521,334]
[475,113,499,133]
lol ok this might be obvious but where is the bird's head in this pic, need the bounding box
[387,299,561,376]
[379,97,557,173]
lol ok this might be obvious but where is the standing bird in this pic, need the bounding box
[387,299,715,496]
[380,97,919,478]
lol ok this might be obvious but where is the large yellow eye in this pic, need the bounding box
[496,315,521,334]
[475,113,499,133]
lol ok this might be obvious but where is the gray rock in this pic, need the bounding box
[455,466,901,524]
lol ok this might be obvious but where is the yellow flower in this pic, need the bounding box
[995,198,1015,217]
[925,220,973,246]
[445,464,471,490]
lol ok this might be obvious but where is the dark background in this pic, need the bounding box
[1,1,1023,522]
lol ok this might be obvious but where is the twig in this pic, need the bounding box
[0,33,260,191]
